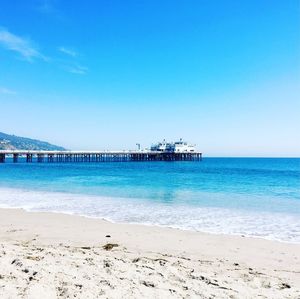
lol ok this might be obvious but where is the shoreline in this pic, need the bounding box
[1,204,300,246]
[1,186,299,244]
[0,208,300,298]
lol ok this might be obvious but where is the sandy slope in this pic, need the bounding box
[0,208,299,298]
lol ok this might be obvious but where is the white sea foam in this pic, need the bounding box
[0,187,300,243]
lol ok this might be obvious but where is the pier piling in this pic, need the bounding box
[13,154,19,163]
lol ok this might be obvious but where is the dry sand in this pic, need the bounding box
[0,208,299,298]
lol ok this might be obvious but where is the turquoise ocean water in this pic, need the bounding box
[0,158,299,243]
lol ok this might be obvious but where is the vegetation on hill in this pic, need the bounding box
[0,132,66,151]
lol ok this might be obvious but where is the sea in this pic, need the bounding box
[0,158,299,243]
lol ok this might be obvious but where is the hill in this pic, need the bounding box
[0,132,66,151]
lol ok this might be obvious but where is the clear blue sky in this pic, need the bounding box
[0,0,299,156]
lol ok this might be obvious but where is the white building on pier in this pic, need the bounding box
[150,139,196,153]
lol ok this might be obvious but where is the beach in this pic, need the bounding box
[0,208,299,298]
[1,0,299,297]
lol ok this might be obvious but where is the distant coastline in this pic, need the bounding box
[0,131,65,151]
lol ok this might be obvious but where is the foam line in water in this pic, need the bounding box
[0,187,300,243]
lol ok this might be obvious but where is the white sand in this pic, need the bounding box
[0,208,299,298]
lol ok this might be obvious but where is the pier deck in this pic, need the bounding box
[0,150,202,163]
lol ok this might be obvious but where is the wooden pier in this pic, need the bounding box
[0,150,202,163]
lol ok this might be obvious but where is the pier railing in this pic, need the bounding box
[0,150,202,163]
